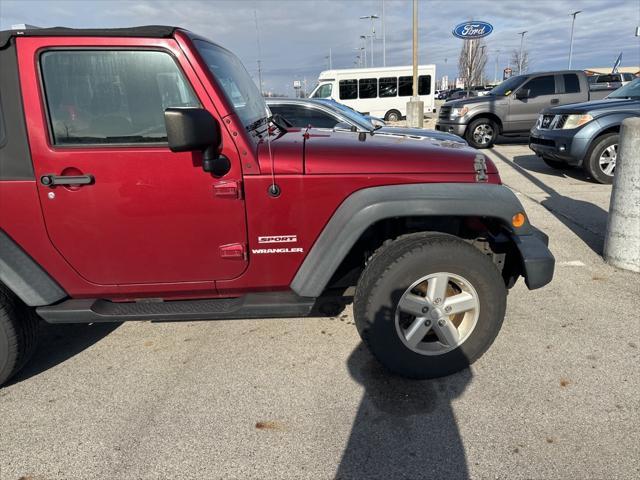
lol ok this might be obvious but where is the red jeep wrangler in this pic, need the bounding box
[0,26,554,385]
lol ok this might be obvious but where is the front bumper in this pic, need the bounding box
[529,127,590,166]
[435,120,468,138]
[511,226,555,290]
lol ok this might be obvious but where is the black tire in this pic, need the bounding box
[542,156,568,169]
[583,133,618,184]
[384,109,401,122]
[465,117,498,149]
[354,232,507,379]
[0,286,40,386]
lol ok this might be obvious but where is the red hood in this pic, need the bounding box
[257,128,499,176]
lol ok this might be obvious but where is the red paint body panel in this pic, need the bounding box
[16,36,248,287]
[2,30,502,302]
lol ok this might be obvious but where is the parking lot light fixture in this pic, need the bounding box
[568,10,582,69]
[360,14,379,67]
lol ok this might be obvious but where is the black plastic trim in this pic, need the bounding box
[291,183,537,297]
[510,227,555,290]
[0,39,35,180]
[0,230,67,306]
[37,292,315,323]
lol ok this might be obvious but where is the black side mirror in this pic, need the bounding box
[515,88,531,100]
[164,108,229,176]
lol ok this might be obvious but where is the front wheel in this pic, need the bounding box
[354,233,507,379]
[583,133,618,184]
[384,109,402,122]
[465,118,498,149]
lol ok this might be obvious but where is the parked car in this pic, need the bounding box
[588,72,636,93]
[436,70,612,148]
[446,90,477,101]
[529,78,640,184]
[266,98,468,144]
[0,26,553,385]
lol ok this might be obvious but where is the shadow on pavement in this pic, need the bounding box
[512,153,588,182]
[7,321,120,386]
[335,344,472,480]
[492,150,608,254]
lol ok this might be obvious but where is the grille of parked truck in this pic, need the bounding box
[0,26,554,386]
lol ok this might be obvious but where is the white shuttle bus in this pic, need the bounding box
[308,65,436,122]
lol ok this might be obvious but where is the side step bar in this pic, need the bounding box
[37,292,316,324]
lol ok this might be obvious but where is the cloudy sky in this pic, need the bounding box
[1,0,638,94]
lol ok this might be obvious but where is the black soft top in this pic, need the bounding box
[0,25,178,49]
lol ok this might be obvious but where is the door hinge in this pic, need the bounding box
[474,154,488,183]
[213,180,242,199]
[219,243,247,260]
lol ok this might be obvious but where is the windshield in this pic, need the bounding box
[314,99,374,130]
[488,75,527,96]
[193,39,267,130]
[607,78,640,99]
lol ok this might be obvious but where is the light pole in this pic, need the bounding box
[382,0,386,66]
[480,45,486,85]
[568,10,582,69]
[517,31,528,74]
[360,14,379,67]
[359,35,371,67]
[494,49,500,84]
[406,0,423,127]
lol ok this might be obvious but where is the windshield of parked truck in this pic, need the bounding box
[488,75,527,96]
[193,39,267,131]
[607,78,640,99]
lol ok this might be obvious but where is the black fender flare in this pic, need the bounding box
[291,183,553,297]
[0,230,66,306]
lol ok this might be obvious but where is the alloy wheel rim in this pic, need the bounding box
[598,144,617,176]
[394,272,480,356]
[472,124,493,145]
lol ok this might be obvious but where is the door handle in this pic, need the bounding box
[550,98,559,104]
[40,174,94,187]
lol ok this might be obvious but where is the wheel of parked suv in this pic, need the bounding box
[465,117,498,149]
[384,109,402,122]
[583,133,618,184]
[542,156,569,169]
[354,232,507,379]
[0,286,40,386]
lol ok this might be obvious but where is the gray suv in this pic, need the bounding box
[436,70,610,149]
[529,78,640,184]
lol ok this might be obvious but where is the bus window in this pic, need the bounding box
[312,83,332,98]
[339,79,357,100]
[399,76,413,96]
[359,78,377,99]
[418,75,431,95]
[379,77,397,97]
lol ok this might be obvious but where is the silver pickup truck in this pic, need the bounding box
[436,70,610,148]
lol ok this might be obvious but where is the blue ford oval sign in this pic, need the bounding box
[452,21,493,39]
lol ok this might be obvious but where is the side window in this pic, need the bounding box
[359,78,377,99]
[597,74,616,83]
[399,76,413,96]
[563,74,580,93]
[312,83,332,98]
[418,75,431,95]
[339,79,357,100]
[304,108,340,128]
[379,77,397,97]
[524,75,555,96]
[40,50,200,146]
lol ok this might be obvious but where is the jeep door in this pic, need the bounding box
[18,36,248,286]
[507,74,559,131]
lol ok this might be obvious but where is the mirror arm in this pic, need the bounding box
[202,145,231,177]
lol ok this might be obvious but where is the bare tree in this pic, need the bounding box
[458,39,488,92]
[511,48,530,74]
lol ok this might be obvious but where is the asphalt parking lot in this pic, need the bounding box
[1,141,639,480]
